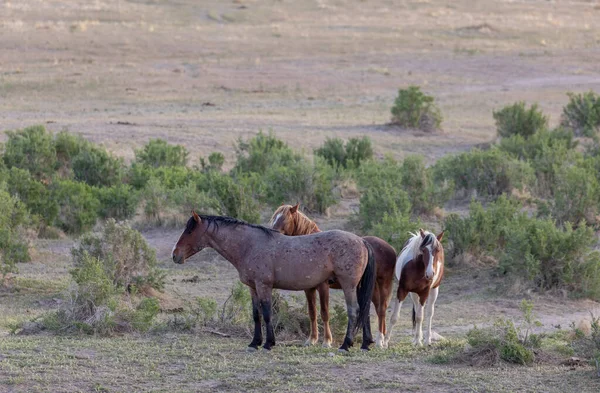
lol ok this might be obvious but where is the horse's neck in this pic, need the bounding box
[206,225,255,270]
[293,216,321,235]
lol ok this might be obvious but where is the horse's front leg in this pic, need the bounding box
[383,288,408,349]
[304,287,319,346]
[317,282,333,348]
[424,286,439,346]
[248,287,262,351]
[410,292,425,346]
[256,283,275,351]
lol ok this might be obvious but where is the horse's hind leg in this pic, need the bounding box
[339,286,358,352]
[248,288,263,350]
[317,283,332,348]
[371,283,384,348]
[424,286,439,346]
[255,284,275,351]
[304,288,319,346]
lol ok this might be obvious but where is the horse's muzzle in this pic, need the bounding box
[173,254,185,264]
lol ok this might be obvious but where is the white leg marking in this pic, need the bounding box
[424,286,439,346]
[410,293,424,346]
[383,298,403,349]
[375,332,384,349]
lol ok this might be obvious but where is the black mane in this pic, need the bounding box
[185,215,276,237]
[420,233,435,248]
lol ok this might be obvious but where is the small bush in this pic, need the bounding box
[262,157,337,214]
[233,131,297,174]
[400,155,452,215]
[169,182,222,217]
[72,146,124,187]
[315,136,373,169]
[2,125,57,181]
[142,177,170,224]
[95,184,139,221]
[493,102,548,139]
[131,298,161,333]
[71,219,165,291]
[219,281,251,326]
[50,179,100,234]
[444,196,524,259]
[390,86,442,131]
[561,91,600,137]
[500,220,600,299]
[135,139,188,168]
[200,152,225,172]
[359,186,411,231]
[466,319,534,366]
[5,167,58,225]
[0,185,31,280]
[432,148,534,198]
[204,171,261,223]
[370,213,421,252]
[54,131,92,173]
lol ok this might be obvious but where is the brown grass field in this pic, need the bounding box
[2,0,600,392]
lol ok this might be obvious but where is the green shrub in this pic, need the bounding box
[262,157,336,214]
[493,102,548,139]
[444,196,524,259]
[390,86,442,131]
[466,319,534,365]
[129,165,195,190]
[71,218,165,291]
[204,171,261,223]
[401,155,452,215]
[95,184,139,221]
[219,281,251,326]
[131,298,161,333]
[2,125,57,181]
[432,148,534,198]
[500,220,600,299]
[315,136,373,169]
[142,177,170,224]
[70,252,116,308]
[135,139,188,168]
[54,131,92,172]
[498,128,579,197]
[233,131,297,174]
[359,185,411,231]
[561,91,600,137]
[5,167,58,225]
[51,179,100,234]
[72,146,124,187]
[200,152,225,172]
[370,213,421,252]
[271,291,310,337]
[169,182,222,216]
[0,185,31,280]
[541,164,600,226]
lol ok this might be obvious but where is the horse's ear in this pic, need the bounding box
[192,210,201,223]
[437,230,445,242]
[419,228,425,238]
[290,203,299,214]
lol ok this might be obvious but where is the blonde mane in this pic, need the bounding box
[269,205,320,235]
[394,230,437,281]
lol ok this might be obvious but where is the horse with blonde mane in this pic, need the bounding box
[270,203,397,349]
[383,229,445,348]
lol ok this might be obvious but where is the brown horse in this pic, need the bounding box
[383,229,445,348]
[270,204,397,349]
[172,212,376,351]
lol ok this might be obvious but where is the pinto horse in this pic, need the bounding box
[172,212,376,351]
[383,229,445,348]
[270,204,397,349]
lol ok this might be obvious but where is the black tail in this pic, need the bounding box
[354,240,376,334]
[412,304,416,329]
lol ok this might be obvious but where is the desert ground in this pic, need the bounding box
[2,0,600,392]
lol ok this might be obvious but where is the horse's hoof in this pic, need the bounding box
[360,347,370,352]
[246,347,258,352]
[262,347,271,352]
[322,342,332,349]
[304,339,317,347]
[338,348,349,353]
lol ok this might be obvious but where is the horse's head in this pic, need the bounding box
[172,211,208,264]
[419,228,445,280]
[269,203,299,234]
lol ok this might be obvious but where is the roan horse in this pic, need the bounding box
[270,204,397,349]
[172,212,376,351]
[383,229,445,348]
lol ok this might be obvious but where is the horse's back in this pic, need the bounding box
[362,235,397,279]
